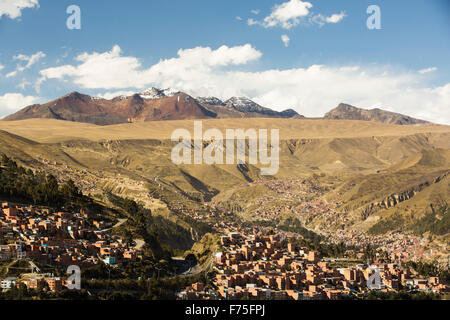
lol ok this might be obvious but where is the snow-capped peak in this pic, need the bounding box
[196,96,225,106]
[162,87,180,97]
[225,96,266,113]
[137,87,180,99]
[138,87,166,99]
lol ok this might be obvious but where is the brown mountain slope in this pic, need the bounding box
[197,96,302,119]
[0,130,83,168]
[3,90,302,125]
[4,90,431,126]
[324,103,430,125]
[3,91,217,125]
[320,148,450,232]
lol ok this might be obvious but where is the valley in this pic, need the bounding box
[0,116,448,299]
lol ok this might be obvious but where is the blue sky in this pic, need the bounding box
[0,0,449,123]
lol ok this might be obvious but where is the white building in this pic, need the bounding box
[1,277,16,289]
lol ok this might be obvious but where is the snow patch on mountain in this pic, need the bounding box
[225,97,269,113]
[162,88,180,97]
[196,97,225,106]
[136,87,180,99]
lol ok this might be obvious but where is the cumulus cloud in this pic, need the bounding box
[0,0,39,20]
[37,44,450,124]
[38,44,262,90]
[281,35,290,47]
[418,67,437,74]
[0,93,40,116]
[251,9,260,15]
[248,0,346,29]
[262,0,312,29]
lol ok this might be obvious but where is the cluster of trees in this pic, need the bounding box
[368,213,405,235]
[82,258,175,281]
[111,193,209,256]
[369,203,449,237]
[295,238,349,259]
[109,195,171,260]
[0,258,209,300]
[0,274,204,300]
[277,217,323,243]
[251,218,323,243]
[321,242,348,258]
[367,290,441,300]
[0,283,90,300]
[414,203,449,236]
[403,261,450,283]
[126,199,167,260]
[0,155,92,210]
[362,244,377,263]
[83,272,208,300]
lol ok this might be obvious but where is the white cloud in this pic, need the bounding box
[38,44,262,90]
[6,51,46,78]
[95,90,136,100]
[14,51,46,69]
[0,65,4,72]
[248,0,346,29]
[247,18,258,26]
[310,11,347,27]
[262,0,312,29]
[0,0,39,20]
[251,9,260,15]
[6,71,17,78]
[281,35,290,47]
[236,16,242,21]
[0,93,40,116]
[326,11,346,24]
[36,45,450,124]
[418,67,437,74]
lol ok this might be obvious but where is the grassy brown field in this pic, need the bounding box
[0,118,449,143]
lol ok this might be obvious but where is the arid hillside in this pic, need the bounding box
[0,118,448,143]
[324,103,430,125]
[0,118,448,255]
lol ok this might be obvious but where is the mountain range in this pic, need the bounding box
[2,88,431,126]
[324,103,430,125]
